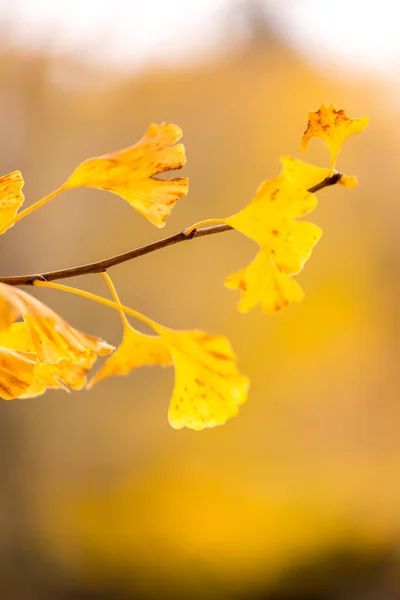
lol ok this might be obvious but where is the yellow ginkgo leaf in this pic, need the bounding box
[154,327,250,431]
[0,345,37,400]
[225,175,322,275]
[0,171,25,235]
[0,322,98,397]
[225,249,304,314]
[87,323,172,389]
[88,271,248,430]
[63,123,188,228]
[280,156,357,190]
[0,284,113,367]
[87,315,248,430]
[300,103,369,171]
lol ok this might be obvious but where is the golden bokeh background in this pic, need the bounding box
[0,2,399,598]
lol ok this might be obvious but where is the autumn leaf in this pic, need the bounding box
[150,326,249,431]
[0,322,100,398]
[89,322,249,431]
[300,103,369,171]
[225,175,321,274]
[87,323,172,389]
[225,249,304,314]
[0,284,113,370]
[87,315,248,431]
[280,156,357,190]
[63,123,188,228]
[0,171,25,235]
[222,175,321,312]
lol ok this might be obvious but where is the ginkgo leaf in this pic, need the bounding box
[0,284,113,367]
[300,103,369,171]
[87,315,248,431]
[85,268,248,429]
[0,322,98,397]
[87,323,172,389]
[63,123,188,228]
[225,249,304,314]
[225,175,322,275]
[0,345,37,400]
[0,171,25,235]
[153,326,249,431]
[280,156,357,190]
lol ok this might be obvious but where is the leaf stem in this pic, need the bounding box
[101,272,130,330]
[34,280,156,331]
[0,186,65,233]
[0,173,342,286]
[184,218,226,237]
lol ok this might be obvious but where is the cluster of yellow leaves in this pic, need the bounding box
[0,283,113,399]
[0,104,368,430]
[221,105,368,314]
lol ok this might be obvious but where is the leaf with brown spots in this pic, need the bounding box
[87,312,248,430]
[280,156,357,190]
[154,327,249,430]
[0,171,25,235]
[300,103,369,171]
[225,249,304,314]
[63,123,188,228]
[225,176,321,274]
[87,323,172,389]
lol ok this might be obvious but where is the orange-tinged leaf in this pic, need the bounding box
[87,324,172,389]
[225,175,322,275]
[0,171,25,235]
[280,156,357,190]
[64,123,188,228]
[300,103,369,171]
[154,327,249,431]
[0,322,98,397]
[225,249,304,314]
[0,284,113,367]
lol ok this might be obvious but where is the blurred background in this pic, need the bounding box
[0,0,399,598]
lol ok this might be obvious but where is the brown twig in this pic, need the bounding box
[0,173,342,286]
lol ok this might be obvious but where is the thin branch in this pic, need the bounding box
[0,173,342,286]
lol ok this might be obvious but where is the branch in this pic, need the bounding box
[0,173,342,286]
